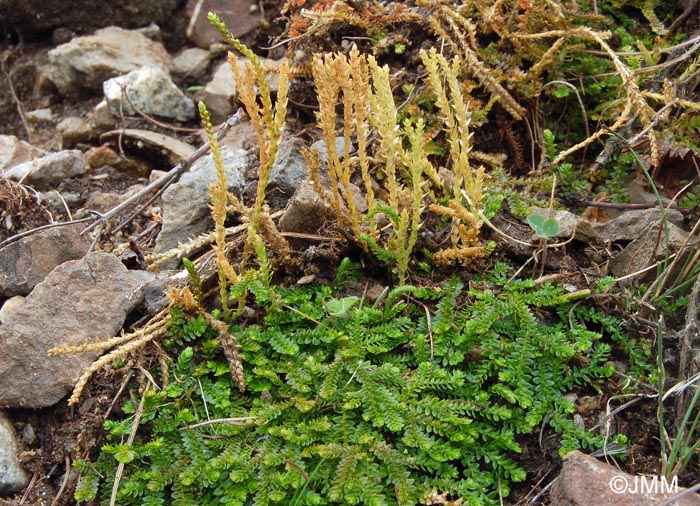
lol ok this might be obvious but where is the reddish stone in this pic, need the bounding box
[185,0,263,49]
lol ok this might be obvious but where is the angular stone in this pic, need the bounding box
[529,207,603,245]
[0,252,153,408]
[0,135,43,175]
[610,220,689,281]
[103,65,195,122]
[550,451,700,506]
[3,150,89,190]
[593,208,685,243]
[269,139,308,203]
[48,26,172,98]
[56,116,100,149]
[196,57,285,124]
[0,411,28,496]
[185,0,262,49]
[0,223,89,297]
[154,146,248,257]
[279,180,336,235]
[172,47,217,83]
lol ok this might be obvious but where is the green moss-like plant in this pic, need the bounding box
[76,267,624,505]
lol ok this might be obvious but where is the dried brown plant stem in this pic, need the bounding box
[1,47,32,141]
[49,307,172,405]
[516,27,658,167]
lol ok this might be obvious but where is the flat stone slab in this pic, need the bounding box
[0,252,153,408]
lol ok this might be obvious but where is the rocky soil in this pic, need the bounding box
[1,0,700,505]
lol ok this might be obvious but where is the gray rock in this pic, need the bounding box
[268,139,308,204]
[4,150,89,190]
[611,220,689,281]
[155,146,248,256]
[310,137,350,165]
[196,57,285,124]
[0,223,89,297]
[550,450,700,506]
[279,180,336,235]
[56,116,100,149]
[133,22,162,41]
[185,0,262,49]
[593,208,685,243]
[529,207,603,245]
[0,135,43,175]
[0,251,153,408]
[25,108,55,126]
[92,100,118,132]
[48,26,172,98]
[0,296,25,324]
[172,47,217,83]
[104,65,195,122]
[0,411,28,496]
[196,60,238,124]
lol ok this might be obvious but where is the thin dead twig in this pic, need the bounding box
[1,46,32,141]
[82,110,245,237]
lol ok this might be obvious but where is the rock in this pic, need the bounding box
[0,296,25,324]
[103,65,196,122]
[185,0,262,49]
[593,208,685,243]
[0,135,43,175]
[550,451,700,505]
[56,116,100,148]
[0,223,89,297]
[196,61,238,123]
[48,26,172,98]
[0,411,28,496]
[25,108,55,126]
[85,146,151,177]
[154,146,248,257]
[610,220,689,281]
[92,100,118,132]
[3,150,89,190]
[279,180,336,235]
[133,22,162,41]
[268,139,308,205]
[99,129,196,166]
[0,0,181,38]
[196,57,285,124]
[84,184,146,214]
[529,207,603,244]
[172,47,218,83]
[310,137,350,166]
[219,119,258,151]
[0,251,153,408]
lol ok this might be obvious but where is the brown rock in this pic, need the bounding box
[550,451,700,505]
[57,116,100,148]
[185,0,263,49]
[48,26,172,98]
[0,135,44,176]
[0,223,89,297]
[0,252,153,408]
[279,180,337,236]
[610,220,689,281]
